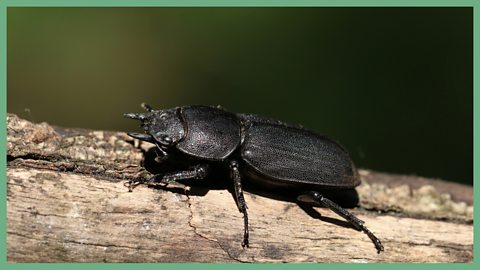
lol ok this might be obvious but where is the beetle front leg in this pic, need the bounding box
[303,191,384,253]
[147,164,209,185]
[229,160,249,248]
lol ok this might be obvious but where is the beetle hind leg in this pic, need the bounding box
[229,160,250,248]
[303,191,384,253]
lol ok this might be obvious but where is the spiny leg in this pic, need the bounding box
[306,191,384,253]
[229,160,249,248]
[147,164,209,185]
[126,164,209,191]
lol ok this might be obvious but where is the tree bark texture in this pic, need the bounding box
[6,114,473,263]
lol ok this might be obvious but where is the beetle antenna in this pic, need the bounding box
[141,103,154,112]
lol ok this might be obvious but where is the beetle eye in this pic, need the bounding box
[160,113,168,120]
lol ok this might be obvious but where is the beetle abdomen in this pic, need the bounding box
[176,106,242,161]
[241,123,360,188]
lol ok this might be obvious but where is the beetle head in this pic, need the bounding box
[125,106,185,149]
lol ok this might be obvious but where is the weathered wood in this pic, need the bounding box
[6,114,473,262]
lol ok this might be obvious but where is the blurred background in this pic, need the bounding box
[7,7,472,185]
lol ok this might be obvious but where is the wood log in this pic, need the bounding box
[6,113,473,262]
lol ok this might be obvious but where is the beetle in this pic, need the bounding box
[124,104,384,253]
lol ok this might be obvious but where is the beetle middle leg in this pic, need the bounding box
[229,160,249,248]
[300,191,384,253]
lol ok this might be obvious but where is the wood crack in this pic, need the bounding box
[184,193,248,263]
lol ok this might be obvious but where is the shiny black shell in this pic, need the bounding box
[240,121,359,190]
[176,106,241,161]
[168,105,359,190]
[126,105,378,252]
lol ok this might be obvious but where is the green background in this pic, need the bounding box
[7,7,473,185]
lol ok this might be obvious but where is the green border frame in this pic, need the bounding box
[0,0,477,268]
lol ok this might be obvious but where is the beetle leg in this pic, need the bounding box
[147,164,209,185]
[229,160,249,248]
[306,191,384,254]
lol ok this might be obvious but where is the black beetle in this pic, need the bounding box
[125,104,384,253]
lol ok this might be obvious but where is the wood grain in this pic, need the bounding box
[6,114,473,262]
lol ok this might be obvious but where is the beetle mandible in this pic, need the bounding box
[124,104,384,253]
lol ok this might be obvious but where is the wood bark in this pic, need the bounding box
[6,113,473,263]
